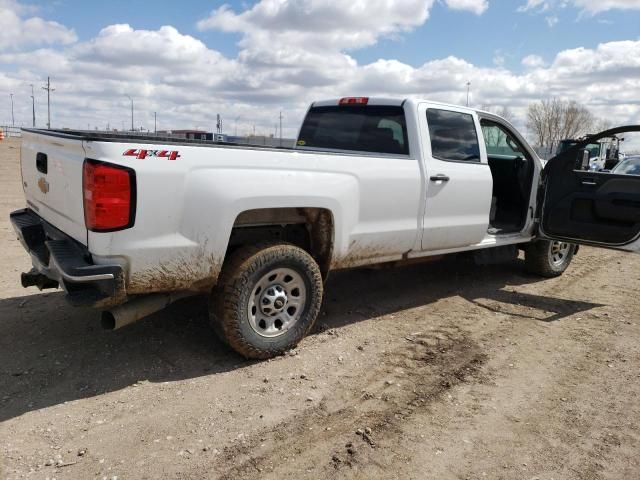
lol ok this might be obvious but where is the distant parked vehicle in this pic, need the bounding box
[611,156,640,175]
[557,135,624,171]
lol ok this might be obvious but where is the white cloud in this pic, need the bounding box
[522,54,546,68]
[444,0,489,15]
[0,0,77,51]
[493,53,506,67]
[572,0,640,13]
[545,15,558,26]
[520,0,640,14]
[518,0,550,12]
[197,0,435,52]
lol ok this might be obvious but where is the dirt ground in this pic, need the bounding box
[1,137,639,480]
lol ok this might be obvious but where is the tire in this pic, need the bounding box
[210,243,323,359]
[524,240,575,278]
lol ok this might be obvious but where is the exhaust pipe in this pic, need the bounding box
[101,292,192,331]
[21,270,59,290]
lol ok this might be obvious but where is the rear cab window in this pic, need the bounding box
[297,105,409,156]
[426,109,480,162]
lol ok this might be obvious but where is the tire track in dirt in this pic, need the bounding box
[196,327,488,480]
[548,248,619,294]
[381,250,640,480]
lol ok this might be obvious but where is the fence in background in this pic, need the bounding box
[0,126,22,138]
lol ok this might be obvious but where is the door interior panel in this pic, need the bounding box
[542,141,640,246]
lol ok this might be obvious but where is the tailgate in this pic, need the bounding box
[20,130,87,245]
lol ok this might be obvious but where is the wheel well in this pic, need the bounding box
[228,208,334,279]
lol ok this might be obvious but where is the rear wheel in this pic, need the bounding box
[210,243,323,359]
[524,240,575,278]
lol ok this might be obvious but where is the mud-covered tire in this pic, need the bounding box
[210,243,323,359]
[524,240,575,278]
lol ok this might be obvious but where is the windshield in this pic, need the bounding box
[557,140,601,157]
[297,105,409,155]
[613,158,640,175]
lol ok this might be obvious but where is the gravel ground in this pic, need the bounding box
[1,138,639,479]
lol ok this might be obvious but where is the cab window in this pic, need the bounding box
[298,105,409,155]
[426,109,480,162]
[481,123,525,157]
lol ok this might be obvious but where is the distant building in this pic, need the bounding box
[227,135,296,148]
[158,129,213,141]
[155,130,296,148]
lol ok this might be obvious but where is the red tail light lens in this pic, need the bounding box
[339,97,369,106]
[83,160,135,231]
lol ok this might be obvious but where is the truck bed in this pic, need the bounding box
[22,128,296,153]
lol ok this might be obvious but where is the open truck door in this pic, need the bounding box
[539,126,640,252]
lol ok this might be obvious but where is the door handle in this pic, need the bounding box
[581,180,597,186]
[430,174,450,182]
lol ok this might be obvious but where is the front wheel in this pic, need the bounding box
[210,243,323,359]
[524,240,576,278]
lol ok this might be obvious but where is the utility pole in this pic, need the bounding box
[42,77,54,129]
[9,93,14,127]
[279,111,283,147]
[466,81,471,107]
[30,84,36,127]
[124,95,134,131]
[154,112,157,134]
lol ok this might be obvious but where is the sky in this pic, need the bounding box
[1,0,640,148]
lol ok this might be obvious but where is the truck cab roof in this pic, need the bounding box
[312,96,476,112]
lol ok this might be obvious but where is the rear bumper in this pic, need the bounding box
[10,208,126,307]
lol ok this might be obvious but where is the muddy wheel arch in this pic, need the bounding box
[229,207,334,280]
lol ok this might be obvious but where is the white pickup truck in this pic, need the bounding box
[11,97,640,358]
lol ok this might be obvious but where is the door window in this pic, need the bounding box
[426,109,480,162]
[481,123,525,157]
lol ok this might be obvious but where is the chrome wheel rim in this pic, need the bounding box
[248,268,307,338]
[550,241,571,266]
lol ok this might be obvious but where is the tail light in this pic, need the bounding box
[83,159,136,231]
[339,97,369,106]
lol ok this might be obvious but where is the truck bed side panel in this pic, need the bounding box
[83,140,423,294]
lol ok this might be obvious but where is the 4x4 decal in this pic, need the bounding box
[123,149,181,160]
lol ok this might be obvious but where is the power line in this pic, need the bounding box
[9,93,14,127]
[42,77,55,129]
[29,84,35,127]
[125,94,134,131]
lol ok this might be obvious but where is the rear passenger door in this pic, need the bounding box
[420,105,493,251]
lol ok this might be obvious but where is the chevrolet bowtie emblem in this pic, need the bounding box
[38,177,49,194]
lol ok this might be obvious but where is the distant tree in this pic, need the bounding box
[480,105,516,123]
[526,98,594,156]
[495,106,516,123]
[592,118,612,133]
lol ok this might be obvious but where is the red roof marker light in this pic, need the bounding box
[339,97,369,106]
